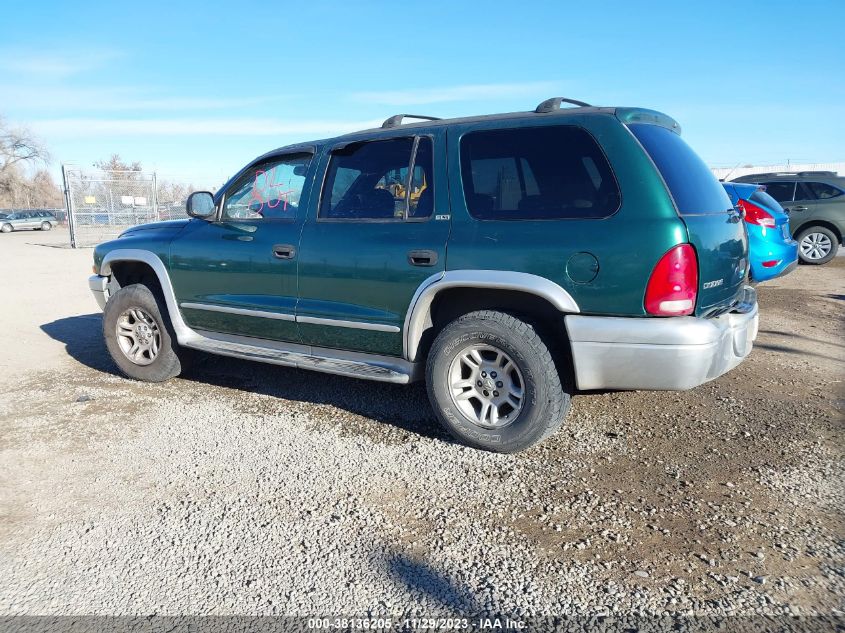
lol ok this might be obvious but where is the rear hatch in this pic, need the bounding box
[749,186,792,239]
[628,122,748,316]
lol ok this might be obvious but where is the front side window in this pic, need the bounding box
[806,181,844,200]
[761,181,796,203]
[222,154,311,221]
[320,137,434,220]
[460,126,620,220]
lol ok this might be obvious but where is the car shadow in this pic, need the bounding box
[753,342,842,362]
[40,314,445,442]
[386,550,482,613]
[758,328,845,350]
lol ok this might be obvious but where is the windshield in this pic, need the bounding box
[629,123,732,215]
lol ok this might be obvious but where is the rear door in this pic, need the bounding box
[790,180,844,225]
[296,131,449,357]
[629,123,747,315]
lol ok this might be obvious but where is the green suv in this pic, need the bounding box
[89,98,758,452]
[731,171,844,264]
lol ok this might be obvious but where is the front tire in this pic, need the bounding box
[40,221,52,231]
[426,310,570,453]
[796,226,838,265]
[103,283,189,382]
[1,223,12,233]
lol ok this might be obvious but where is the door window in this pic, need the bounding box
[806,181,844,200]
[320,137,434,221]
[222,154,311,221]
[761,181,796,203]
[794,182,815,201]
[460,125,621,220]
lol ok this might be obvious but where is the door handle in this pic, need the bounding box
[272,244,297,259]
[407,249,438,267]
[792,205,808,212]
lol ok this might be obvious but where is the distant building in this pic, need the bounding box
[711,162,843,181]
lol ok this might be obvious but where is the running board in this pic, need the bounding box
[183,330,417,384]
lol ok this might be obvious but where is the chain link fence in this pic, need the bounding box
[61,165,191,248]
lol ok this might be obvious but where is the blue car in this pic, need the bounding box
[722,182,798,283]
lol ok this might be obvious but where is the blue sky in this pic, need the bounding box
[3,0,843,189]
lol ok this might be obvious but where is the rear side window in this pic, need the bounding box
[459,126,620,220]
[806,181,844,200]
[629,123,731,214]
[750,189,784,212]
[761,181,796,203]
[320,137,434,221]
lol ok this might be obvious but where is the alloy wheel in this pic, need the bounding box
[800,232,832,261]
[448,344,525,429]
[115,307,162,366]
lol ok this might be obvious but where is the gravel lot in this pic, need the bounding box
[0,228,843,626]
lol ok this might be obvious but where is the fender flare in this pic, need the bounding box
[402,270,580,361]
[99,249,198,346]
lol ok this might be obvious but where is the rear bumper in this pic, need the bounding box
[749,228,798,282]
[89,274,109,310]
[566,287,759,391]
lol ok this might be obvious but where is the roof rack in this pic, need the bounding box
[381,114,442,128]
[740,170,838,179]
[534,97,592,113]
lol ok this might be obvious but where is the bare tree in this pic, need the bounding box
[0,116,52,206]
[94,154,142,179]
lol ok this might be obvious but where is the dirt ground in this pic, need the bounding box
[0,227,843,623]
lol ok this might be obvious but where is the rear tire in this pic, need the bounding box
[1,223,12,233]
[40,221,52,231]
[103,283,190,382]
[796,226,838,265]
[426,310,570,453]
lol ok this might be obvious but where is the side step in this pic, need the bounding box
[183,330,416,384]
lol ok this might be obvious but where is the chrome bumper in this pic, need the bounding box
[89,274,110,310]
[567,287,759,391]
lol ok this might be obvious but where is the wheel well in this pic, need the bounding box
[109,261,163,295]
[793,220,842,244]
[419,287,574,374]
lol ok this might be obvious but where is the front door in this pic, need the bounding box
[169,153,315,342]
[296,132,450,357]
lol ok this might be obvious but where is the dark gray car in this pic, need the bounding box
[731,171,844,264]
[0,211,58,233]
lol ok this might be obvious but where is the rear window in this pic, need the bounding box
[459,126,620,220]
[750,189,784,212]
[629,123,731,215]
[806,181,844,200]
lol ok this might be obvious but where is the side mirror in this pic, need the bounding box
[186,191,216,219]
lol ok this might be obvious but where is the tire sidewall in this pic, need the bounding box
[103,284,182,382]
[1,224,12,233]
[797,227,838,265]
[41,222,52,231]
[428,318,559,452]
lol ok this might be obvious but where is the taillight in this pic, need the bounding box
[645,244,698,316]
[737,199,775,228]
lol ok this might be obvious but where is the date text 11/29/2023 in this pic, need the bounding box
[307,616,527,630]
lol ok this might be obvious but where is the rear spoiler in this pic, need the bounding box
[615,108,681,134]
